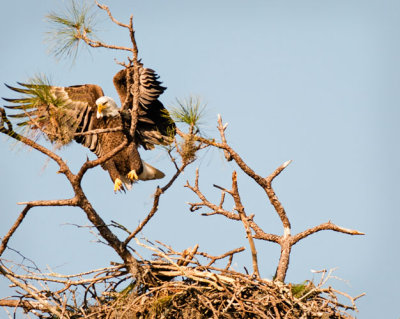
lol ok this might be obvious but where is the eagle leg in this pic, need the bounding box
[127,170,138,181]
[114,178,124,193]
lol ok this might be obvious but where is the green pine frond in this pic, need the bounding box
[291,280,316,299]
[169,96,206,133]
[6,74,78,147]
[5,74,57,144]
[20,74,63,111]
[45,0,98,60]
[167,96,207,163]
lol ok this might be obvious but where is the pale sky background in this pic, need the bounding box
[0,0,399,318]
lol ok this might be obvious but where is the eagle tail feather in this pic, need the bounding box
[139,161,165,181]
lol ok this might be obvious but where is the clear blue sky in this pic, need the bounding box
[0,1,399,317]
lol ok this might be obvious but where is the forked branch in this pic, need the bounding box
[0,107,139,277]
[230,171,260,277]
[93,1,140,137]
[124,156,194,247]
[292,222,365,245]
[95,1,130,28]
[183,115,364,283]
[0,205,32,257]
[0,2,365,316]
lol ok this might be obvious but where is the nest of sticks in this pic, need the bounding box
[66,240,361,319]
[0,241,363,319]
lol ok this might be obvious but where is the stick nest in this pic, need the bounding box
[83,263,356,319]
[0,242,362,319]
[67,240,360,319]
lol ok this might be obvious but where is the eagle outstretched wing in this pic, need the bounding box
[3,83,104,152]
[3,66,175,151]
[113,65,174,149]
[3,66,175,192]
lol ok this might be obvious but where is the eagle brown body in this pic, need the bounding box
[4,65,175,192]
[95,113,164,191]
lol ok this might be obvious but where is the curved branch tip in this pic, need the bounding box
[283,160,292,168]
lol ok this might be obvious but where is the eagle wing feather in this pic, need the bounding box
[3,83,104,149]
[3,67,175,191]
[113,66,175,150]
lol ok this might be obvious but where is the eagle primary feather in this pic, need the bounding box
[3,66,175,192]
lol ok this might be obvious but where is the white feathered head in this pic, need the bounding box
[96,96,119,119]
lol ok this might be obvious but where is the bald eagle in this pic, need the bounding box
[3,65,175,192]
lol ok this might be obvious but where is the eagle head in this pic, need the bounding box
[96,96,119,119]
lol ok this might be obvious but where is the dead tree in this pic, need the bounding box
[0,2,193,316]
[0,2,365,318]
[182,116,364,283]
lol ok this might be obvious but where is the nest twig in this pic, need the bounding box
[0,240,362,318]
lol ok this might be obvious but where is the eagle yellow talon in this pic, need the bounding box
[114,178,123,192]
[127,170,138,181]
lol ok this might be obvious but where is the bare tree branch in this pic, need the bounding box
[77,24,133,53]
[0,108,72,180]
[264,160,292,232]
[128,23,140,139]
[186,169,280,244]
[0,108,140,276]
[231,171,260,277]
[181,116,364,283]
[292,221,365,245]
[123,187,162,246]
[17,198,78,207]
[95,1,130,28]
[186,169,240,221]
[0,265,62,317]
[0,3,365,317]
[0,205,31,257]
[76,139,128,183]
[73,126,123,136]
[0,299,47,312]
[198,246,245,268]
[124,158,192,247]
[217,114,232,161]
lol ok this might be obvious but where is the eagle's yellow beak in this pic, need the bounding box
[97,103,106,114]
[97,103,106,119]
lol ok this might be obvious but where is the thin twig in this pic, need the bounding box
[217,114,232,161]
[0,108,72,180]
[265,160,292,231]
[16,198,78,206]
[123,160,190,246]
[198,246,245,268]
[0,205,32,257]
[95,1,129,28]
[0,109,139,276]
[292,222,365,245]
[231,171,260,278]
[76,140,128,183]
[73,126,123,136]
[123,187,163,246]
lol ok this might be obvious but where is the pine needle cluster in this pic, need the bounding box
[169,96,206,134]
[45,0,98,60]
[169,96,206,163]
[5,75,78,146]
